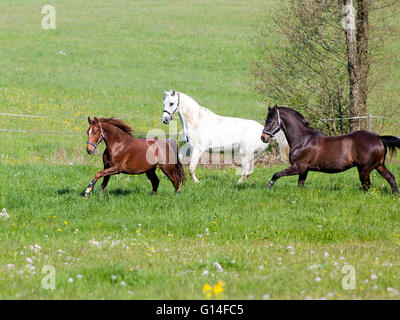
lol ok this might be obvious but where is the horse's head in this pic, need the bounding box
[86,117,104,154]
[261,105,281,143]
[162,90,180,124]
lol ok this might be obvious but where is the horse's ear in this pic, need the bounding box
[171,90,176,96]
[268,106,272,112]
[163,90,166,98]
[94,117,99,125]
[88,117,91,124]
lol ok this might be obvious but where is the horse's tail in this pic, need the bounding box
[176,153,186,187]
[168,138,186,187]
[380,135,400,157]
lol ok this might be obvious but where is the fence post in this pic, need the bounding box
[368,114,374,132]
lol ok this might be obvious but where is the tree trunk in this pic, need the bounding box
[343,0,359,131]
[356,0,369,130]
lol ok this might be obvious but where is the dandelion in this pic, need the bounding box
[202,283,212,299]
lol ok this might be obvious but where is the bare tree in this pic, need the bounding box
[251,0,399,134]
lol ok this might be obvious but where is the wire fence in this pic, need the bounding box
[0,111,395,137]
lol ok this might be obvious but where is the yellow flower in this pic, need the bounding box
[57,228,61,232]
[213,283,224,296]
[202,283,212,295]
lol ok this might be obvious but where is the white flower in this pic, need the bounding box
[214,262,223,272]
[262,294,271,300]
[202,270,209,276]
[0,208,10,219]
[324,252,329,257]
[111,275,117,280]
[25,257,33,264]
[315,277,322,282]
[370,274,378,280]
[67,278,74,283]
[120,281,126,286]
[387,287,399,296]
[7,264,15,270]
[76,274,83,279]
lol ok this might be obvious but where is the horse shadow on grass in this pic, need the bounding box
[57,188,73,195]
[57,187,141,197]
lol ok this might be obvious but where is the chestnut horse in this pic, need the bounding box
[84,117,185,196]
[261,106,400,194]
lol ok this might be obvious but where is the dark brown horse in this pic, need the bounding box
[84,117,185,196]
[261,106,400,194]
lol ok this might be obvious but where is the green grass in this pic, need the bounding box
[0,164,399,299]
[0,0,399,300]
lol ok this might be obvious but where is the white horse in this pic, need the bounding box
[161,90,289,183]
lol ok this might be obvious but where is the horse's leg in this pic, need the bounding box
[298,170,309,187]
[159,165,181,193]
[238,154,250,184]
[376,164,399,194]
[189,147,202,183]
[267,164,299,189]
[101,176,111,193]
[247,158,255,180]
[101,164,112,193]
[357,166,372,192]
[146,168,159,195]
[83,166,120,197]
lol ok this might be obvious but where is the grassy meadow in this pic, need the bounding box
[0,0,399,299]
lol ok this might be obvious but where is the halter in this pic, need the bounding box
[87,121,105,149]
[163,93,180,119]
[262,109,281,138]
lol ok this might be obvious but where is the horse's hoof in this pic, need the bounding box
[175,189,181,194]
[267,182,274,189]
[151,191,157,195]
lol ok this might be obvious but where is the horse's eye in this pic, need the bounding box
[170,103,174,106]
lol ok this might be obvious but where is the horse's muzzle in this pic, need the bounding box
[261,133,270,144]
[162,116,171,124]
[86,145,95,155]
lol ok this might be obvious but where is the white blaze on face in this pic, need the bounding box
[89,127,92,135]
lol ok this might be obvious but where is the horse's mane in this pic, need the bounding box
[99,118,134,135]
[279,107,313,130]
